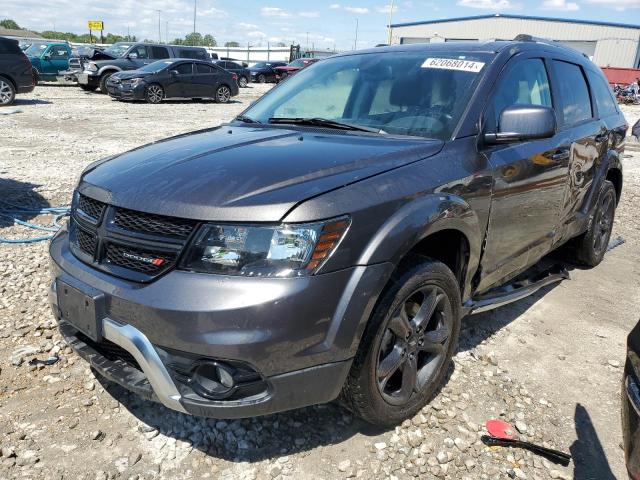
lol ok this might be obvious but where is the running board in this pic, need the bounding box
[466,265,569,315]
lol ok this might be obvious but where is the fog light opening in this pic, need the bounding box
[191,361,237,399]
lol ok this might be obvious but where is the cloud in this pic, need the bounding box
[585,0,639,9]
[344,6,370,13]
[299,11,320,18]
[247,30,266,38]
[329,3,341,8]
[540,0,579,10]
[457,0,519,9]
[237,22,259,29]
[260,6,291,17]
[376,3,399,13]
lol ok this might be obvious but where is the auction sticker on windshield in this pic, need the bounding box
[422,58,485,73]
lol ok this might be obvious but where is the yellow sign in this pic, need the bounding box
[88,21,104,30]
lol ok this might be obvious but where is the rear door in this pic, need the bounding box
[164,62,194,98]
[150,46,170,61]
[192,62,219,97]
[478,54,569,291]
[550,60,611,242]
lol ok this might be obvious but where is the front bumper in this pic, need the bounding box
[49,228,393,418]
[106,82,145,100]
[77,72,99,87]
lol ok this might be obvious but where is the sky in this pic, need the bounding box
[2,0,639,50]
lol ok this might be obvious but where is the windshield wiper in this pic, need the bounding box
[235,115,261,124]
[268,117,384,134]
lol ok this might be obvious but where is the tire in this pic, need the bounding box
[564,180,617,267]
[257,74,266,84]
[32,69,40,86]
[215,84,231,103]
[342,257,461,426]
[0,76,16,106]
[80,84,97,92]
[238,76,248,88]
[145,84,164,104]
[98,72,114,94]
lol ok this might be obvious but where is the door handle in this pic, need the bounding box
[550,150,569,161]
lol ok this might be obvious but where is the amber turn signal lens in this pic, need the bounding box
[305,218,350,272]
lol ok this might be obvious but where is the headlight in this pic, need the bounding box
[123,77,144,86]
[86,62,98,72]
[181,217,349,277]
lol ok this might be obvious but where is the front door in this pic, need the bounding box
[42,45,70,77]
[478,55,569,292]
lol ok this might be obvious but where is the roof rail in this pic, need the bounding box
[513,34,590,59]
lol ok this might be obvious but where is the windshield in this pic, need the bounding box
[139,60,174,72]
[243,51,492,140]
[103,43,131,58]
[25,43,48,56]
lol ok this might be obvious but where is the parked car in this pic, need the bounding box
[77,43,210,93]
[50,38,625,425]
[213,60,250,87]
[0,36,34,106]
[274,57,320,82]
[249,61,287,83]
[24,41,72,83]
[57,45,115,83]
[105,59,238,104]
[623,320,640,479]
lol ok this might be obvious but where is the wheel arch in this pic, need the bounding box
[606,165,622,205]
[0,73,17,89]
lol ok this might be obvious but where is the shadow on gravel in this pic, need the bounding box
[0,178,50,228]
[12,98,53,106]
[98,376,396,463]
[570,403,616,480]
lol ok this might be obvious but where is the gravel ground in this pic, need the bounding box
[1,86,639,480]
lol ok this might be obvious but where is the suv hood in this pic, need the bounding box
[80,126,443,222]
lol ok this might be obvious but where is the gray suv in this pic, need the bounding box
[77,42,210,93]
[50,37,626,425]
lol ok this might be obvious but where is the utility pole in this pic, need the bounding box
[155,10,162,43]
[387,0,396,45]
[193,0,197,38]
[354,18,359,50]
[165,21,169,44]
[306,32,309,52]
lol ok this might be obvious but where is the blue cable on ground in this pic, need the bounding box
[0,200,70,244]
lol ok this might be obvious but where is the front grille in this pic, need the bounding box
[105,243,176,274]
[114,208,196,239]
[68,58,82,70]
[75,227,97,257]
[77,194,106,222]
[76,331,141,370]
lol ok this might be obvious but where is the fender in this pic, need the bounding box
[358,193,482,297]
[581,148,623,218]
[96,65,122,77]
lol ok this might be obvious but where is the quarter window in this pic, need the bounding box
[587,70,618,118]
[491,58,552,129]
[553,60,593,126]
[151,47,170,59]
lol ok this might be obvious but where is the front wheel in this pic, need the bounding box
[257,74,266,84]
[564,180,617,267]
[98,72,113,94]
[342,257,461,426]
[145,84,164,104]
[0,77,16,106]
[215,85,231,103]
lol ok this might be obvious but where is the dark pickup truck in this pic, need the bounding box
[77,42,210,93]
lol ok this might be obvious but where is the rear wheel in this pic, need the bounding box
[564,180,617,267]
[342,257,461,426]
[215,85,231,103]
[32,69,40,86]
[145,84,164,104]
[99,72,114,94]
[238,76,248,88]
[0,77,16,106]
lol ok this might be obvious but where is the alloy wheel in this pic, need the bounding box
[238,76,248,88]
[0,79,14,105]
[258,74,266,83]
[146,85,163,104]
[377,285,452,406]
[593,189,615,255]
[216,86,231,103]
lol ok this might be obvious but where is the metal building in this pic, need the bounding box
[390,14,640,68]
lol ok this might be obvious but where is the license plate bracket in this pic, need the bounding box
[56,278,105,342]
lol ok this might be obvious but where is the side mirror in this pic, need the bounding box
[484,105,556,145]
[169,70,179,76]
[242,62,248,68]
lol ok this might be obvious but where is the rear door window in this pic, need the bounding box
[586,70,618,118]
[552,60,593,126]
[151,46,170,59]
[490,58,552,130]
[196,63,215,74]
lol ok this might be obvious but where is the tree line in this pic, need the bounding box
[1,19,253,47]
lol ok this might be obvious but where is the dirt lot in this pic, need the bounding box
[1,85,639,480]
